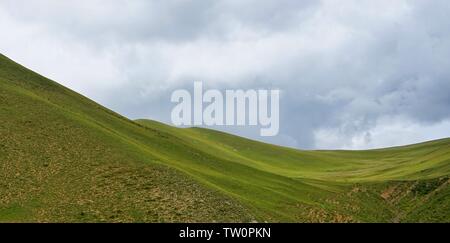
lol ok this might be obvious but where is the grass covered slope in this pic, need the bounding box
[0,54,255,222]
[136,120,450,222]
[0,54,449,222]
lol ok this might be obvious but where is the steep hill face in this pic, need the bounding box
[0,54,449,222]
[0,54,255,222]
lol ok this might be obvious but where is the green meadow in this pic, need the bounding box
[0,54,449,222]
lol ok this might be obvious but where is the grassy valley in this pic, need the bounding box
[0,54,449,222]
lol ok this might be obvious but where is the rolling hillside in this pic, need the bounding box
[0,54,449,222]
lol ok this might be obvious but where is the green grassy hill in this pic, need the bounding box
[0,54,449,222]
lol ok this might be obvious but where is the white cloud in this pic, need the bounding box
[315,116,450,150]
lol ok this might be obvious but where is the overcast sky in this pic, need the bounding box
[1,0,450,149]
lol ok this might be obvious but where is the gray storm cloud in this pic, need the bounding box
[1,0,449,149]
